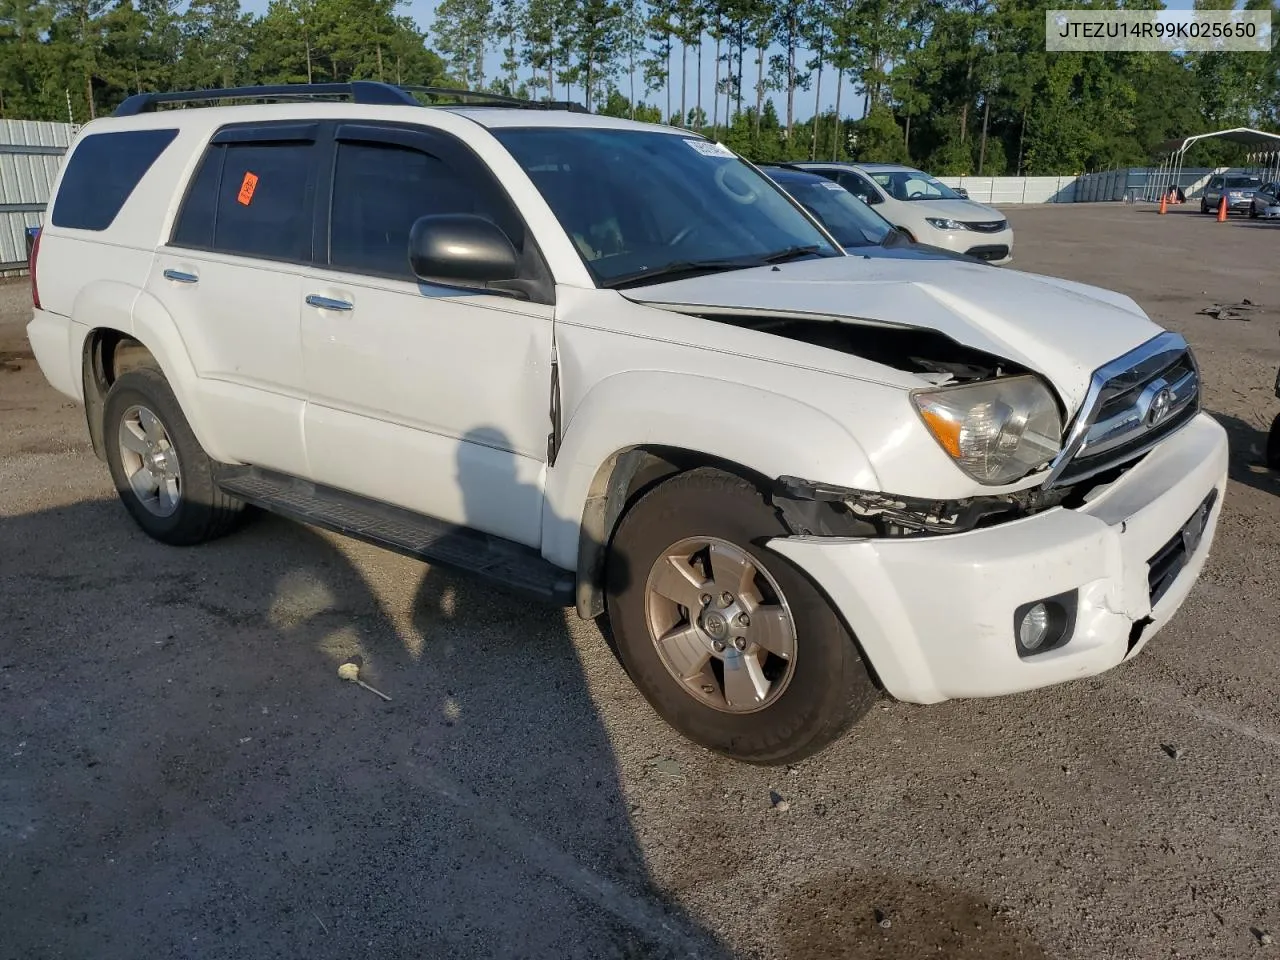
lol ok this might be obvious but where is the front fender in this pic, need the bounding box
[540,369,879,571]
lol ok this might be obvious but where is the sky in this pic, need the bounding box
[237,0,1210,123]
[236,0,861,120]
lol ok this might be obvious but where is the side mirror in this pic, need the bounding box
[954,187,970,199]
[408,214,519,289]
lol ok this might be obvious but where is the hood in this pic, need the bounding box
[901,197,1007,222]
[623,255,1162,411]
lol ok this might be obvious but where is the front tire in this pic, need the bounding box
[605,467,878,765]
[103,368,245,545]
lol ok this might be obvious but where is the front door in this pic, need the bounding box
[298,122,554,547]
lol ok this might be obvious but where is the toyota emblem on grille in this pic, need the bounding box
[1147,386,1175,425]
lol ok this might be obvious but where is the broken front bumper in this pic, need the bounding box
[768,412,1228,704]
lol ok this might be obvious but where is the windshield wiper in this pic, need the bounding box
[759,244,822,263]
[603,245,825,289]
[602,257,765,289]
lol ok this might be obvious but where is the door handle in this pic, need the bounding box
[163,269,198,284]
[305,294,354,312]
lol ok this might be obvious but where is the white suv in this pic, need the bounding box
[27,83,1227,764]
[792,161,1015,264]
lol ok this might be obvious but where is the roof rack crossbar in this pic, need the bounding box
[398,85,589,113]
[113,81,420,117]
[113,81,591,118]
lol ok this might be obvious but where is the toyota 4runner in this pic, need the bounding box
[26,83,1228,764]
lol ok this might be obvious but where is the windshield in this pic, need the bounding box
[871,170,965,202]
[492,128,840,286]
[1226,175,1262,189]
[777,177,893,247]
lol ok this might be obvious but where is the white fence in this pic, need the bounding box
[934,168,1233,207]
[936,175,1081,204]
[0,120,76,275]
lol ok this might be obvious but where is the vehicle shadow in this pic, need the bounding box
[1209,408,1280,496]
[0,465,730,958]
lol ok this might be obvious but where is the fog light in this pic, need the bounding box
[1013,590,1078,658]
[1018,603,1050,650]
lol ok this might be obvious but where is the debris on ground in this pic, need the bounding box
[1162,744,1186,760]
[1197,301,1260,321]
[769,789,790,812]
[337,662,392,701]
[652,758,683,781]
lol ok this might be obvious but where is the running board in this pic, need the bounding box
[215,466,576,605]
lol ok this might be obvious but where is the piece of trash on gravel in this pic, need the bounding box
[653,758,684,781]
[1161,744,1186,760]
[1197,301,1259,322]
[769,789,790,812]
[337,662,392,701]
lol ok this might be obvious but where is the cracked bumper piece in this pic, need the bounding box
[767,412,1228,704]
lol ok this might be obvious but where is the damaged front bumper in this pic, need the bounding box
[766,412,1229,704]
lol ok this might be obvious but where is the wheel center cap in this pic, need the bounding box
[702,610,729,640]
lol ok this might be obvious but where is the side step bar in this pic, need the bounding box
[215,466,576,605]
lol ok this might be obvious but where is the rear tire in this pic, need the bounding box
[103,368,246,546]
[1200,199,1210,214]
[604,467,878,765]
[1267,413,1280,472]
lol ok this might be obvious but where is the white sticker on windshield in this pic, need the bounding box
[684,139,735,158]
[820,181,844,191]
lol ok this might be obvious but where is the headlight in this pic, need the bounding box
[925,217,968,231]
[912,375,1063,485]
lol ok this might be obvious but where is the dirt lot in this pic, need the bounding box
[2,205,1278,960]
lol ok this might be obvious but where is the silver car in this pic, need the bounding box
[1249,182,1280,219]
[1201,172,1262,214]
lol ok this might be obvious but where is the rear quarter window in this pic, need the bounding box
[50,129,178,231]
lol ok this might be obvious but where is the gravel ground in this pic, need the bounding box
[2,205,1278,960]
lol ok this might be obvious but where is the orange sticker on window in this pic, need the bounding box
[237,171,259,206]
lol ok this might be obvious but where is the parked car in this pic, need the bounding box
[1270,367,1280,470]
[28,83,1227,764]
[1249,182,1280,219]
[758,164,976,264]
[790,161,1014,264]
[1201,172,1262,214]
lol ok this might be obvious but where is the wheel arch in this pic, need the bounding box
[545,370,880,620]
[79,288,224,463]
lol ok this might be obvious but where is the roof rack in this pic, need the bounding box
[113,81,589,117]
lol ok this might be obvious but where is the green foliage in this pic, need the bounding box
[3,0,1277,174]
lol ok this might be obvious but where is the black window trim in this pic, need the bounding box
[317,119,556,305]
[167,120,323,266]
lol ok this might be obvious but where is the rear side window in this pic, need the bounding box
[50,129,177,231]
[171,139,316,262]
[328,140,511,278]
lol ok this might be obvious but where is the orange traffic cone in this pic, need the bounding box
[1159,194,1168,215]
[1217,196,1228,222]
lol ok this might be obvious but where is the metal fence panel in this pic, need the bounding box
[0,120,75,274]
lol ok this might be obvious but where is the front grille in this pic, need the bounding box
[1046,332,1199,488]
[962,219,1008,233]
[965,244,1009,261]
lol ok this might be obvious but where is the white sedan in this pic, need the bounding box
[793,161,1014,264]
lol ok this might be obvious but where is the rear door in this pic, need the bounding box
[147,122,321,476]
[296,121,555,547]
